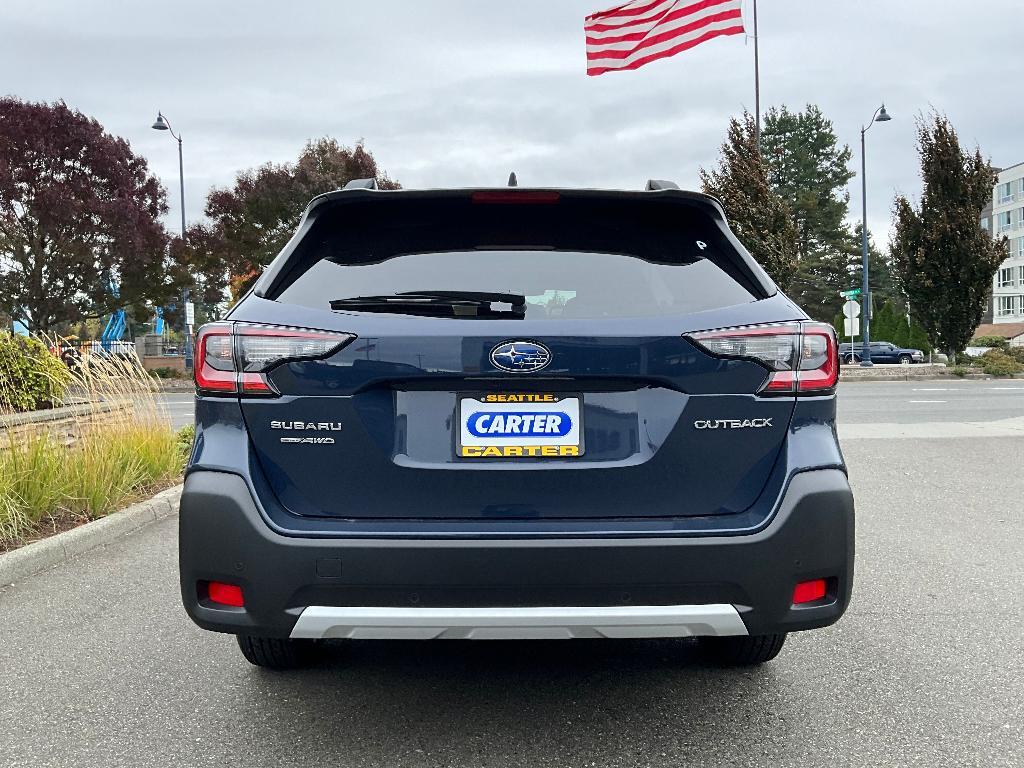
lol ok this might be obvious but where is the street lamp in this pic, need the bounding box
[151,111,192,368]
[858,103,892,367]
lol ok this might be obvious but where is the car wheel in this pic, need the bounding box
[844,354,859,364]
[236,634,316,669]
[899,355,912,365]
[700,633,787,666]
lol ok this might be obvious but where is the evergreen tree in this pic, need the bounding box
[871,302,898,344]
[699,112,798,288]
[849,223,900,311]
[890,113,1008,359]
[907,318,932,354]
[889,309,911,348]
[760,105,857,321]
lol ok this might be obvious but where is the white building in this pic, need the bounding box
[983,162,1024,322]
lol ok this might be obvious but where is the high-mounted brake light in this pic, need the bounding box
[686,322,839,395]
[194,323,355,395]
[471,190,561,205]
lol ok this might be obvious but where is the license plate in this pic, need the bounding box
[457,394,584,459]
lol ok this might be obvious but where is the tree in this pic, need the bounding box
[761,105,855,258]
[890,113,1008,359]
[699,112,798,288]
[760,105,857,320]
[184,139,399,303]
[870,301,898,343]
[0,98,170,332]
[849,223,900,310]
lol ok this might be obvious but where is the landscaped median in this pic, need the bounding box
[0,331,191,555]
[0,485,182,585]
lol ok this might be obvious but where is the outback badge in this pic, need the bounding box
[490,341,552,373]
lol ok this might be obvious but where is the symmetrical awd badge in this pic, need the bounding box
[270,420,342,445]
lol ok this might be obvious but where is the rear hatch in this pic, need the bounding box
[219,189,811,522]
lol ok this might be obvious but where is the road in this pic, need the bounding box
[3,383,1023,767]
[838,379,1024,424]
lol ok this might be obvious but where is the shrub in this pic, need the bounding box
[979,350,1024,377]
[969,335,1009,349]
[148,366,186,380]
[949,365,968,377]
[0,332,72,412]
[1005,346,1024,365]
[177,424,195,462]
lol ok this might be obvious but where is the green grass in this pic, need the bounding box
[0,425,188,547]
[0,337,191,549]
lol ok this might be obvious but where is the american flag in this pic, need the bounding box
[585,0,746,76]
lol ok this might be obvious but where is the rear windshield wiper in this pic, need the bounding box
[329,290,527,318]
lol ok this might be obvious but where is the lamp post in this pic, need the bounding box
[858,103,892,367]
[151,111,193,368]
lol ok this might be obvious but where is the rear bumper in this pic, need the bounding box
[179,469,854,639]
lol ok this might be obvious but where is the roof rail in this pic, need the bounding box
[343,178,378,190]
[645,179,679,191]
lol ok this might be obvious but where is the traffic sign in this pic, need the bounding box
[185,301,195,327]
[843,317,860,338]
[840,289,862,299]
[843,300,861,320]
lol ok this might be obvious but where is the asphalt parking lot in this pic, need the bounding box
[3,382,1022,767]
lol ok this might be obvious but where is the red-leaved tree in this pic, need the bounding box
[0,98,172,332]
[181,138,399,305]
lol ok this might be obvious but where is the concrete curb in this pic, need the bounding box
[0,485,182,586]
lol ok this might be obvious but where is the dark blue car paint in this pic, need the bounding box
[179,280,842,532]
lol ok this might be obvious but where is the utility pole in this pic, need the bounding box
[858,103,892,367]
[151,111,193,369]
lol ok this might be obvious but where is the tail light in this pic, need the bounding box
[194,323,355,395]
[686,322,839,395]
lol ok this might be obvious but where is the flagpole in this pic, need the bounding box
[753,0,760,145]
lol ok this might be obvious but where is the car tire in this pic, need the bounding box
[899,355,912,365]
[701,633,787,666]
[844,354,859,364]
[236,634,315,669]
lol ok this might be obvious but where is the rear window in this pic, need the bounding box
[270,196,762,319]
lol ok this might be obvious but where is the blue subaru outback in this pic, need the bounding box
[180,179,854,669]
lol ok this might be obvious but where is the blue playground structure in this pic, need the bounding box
[100,308,126,352]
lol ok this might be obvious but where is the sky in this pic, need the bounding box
[2,0,1018,246]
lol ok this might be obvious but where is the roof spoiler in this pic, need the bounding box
[251,185,773,300]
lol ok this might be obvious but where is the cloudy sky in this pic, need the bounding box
[2,1,1017,243]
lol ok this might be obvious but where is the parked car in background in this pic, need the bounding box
[839,341,924,364]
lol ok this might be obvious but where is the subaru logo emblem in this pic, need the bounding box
[490,341,552,373]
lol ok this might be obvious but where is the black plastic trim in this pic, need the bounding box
[179,468,854,638]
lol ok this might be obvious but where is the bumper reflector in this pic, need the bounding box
[207,581,245,607]
[792,578,827,605]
